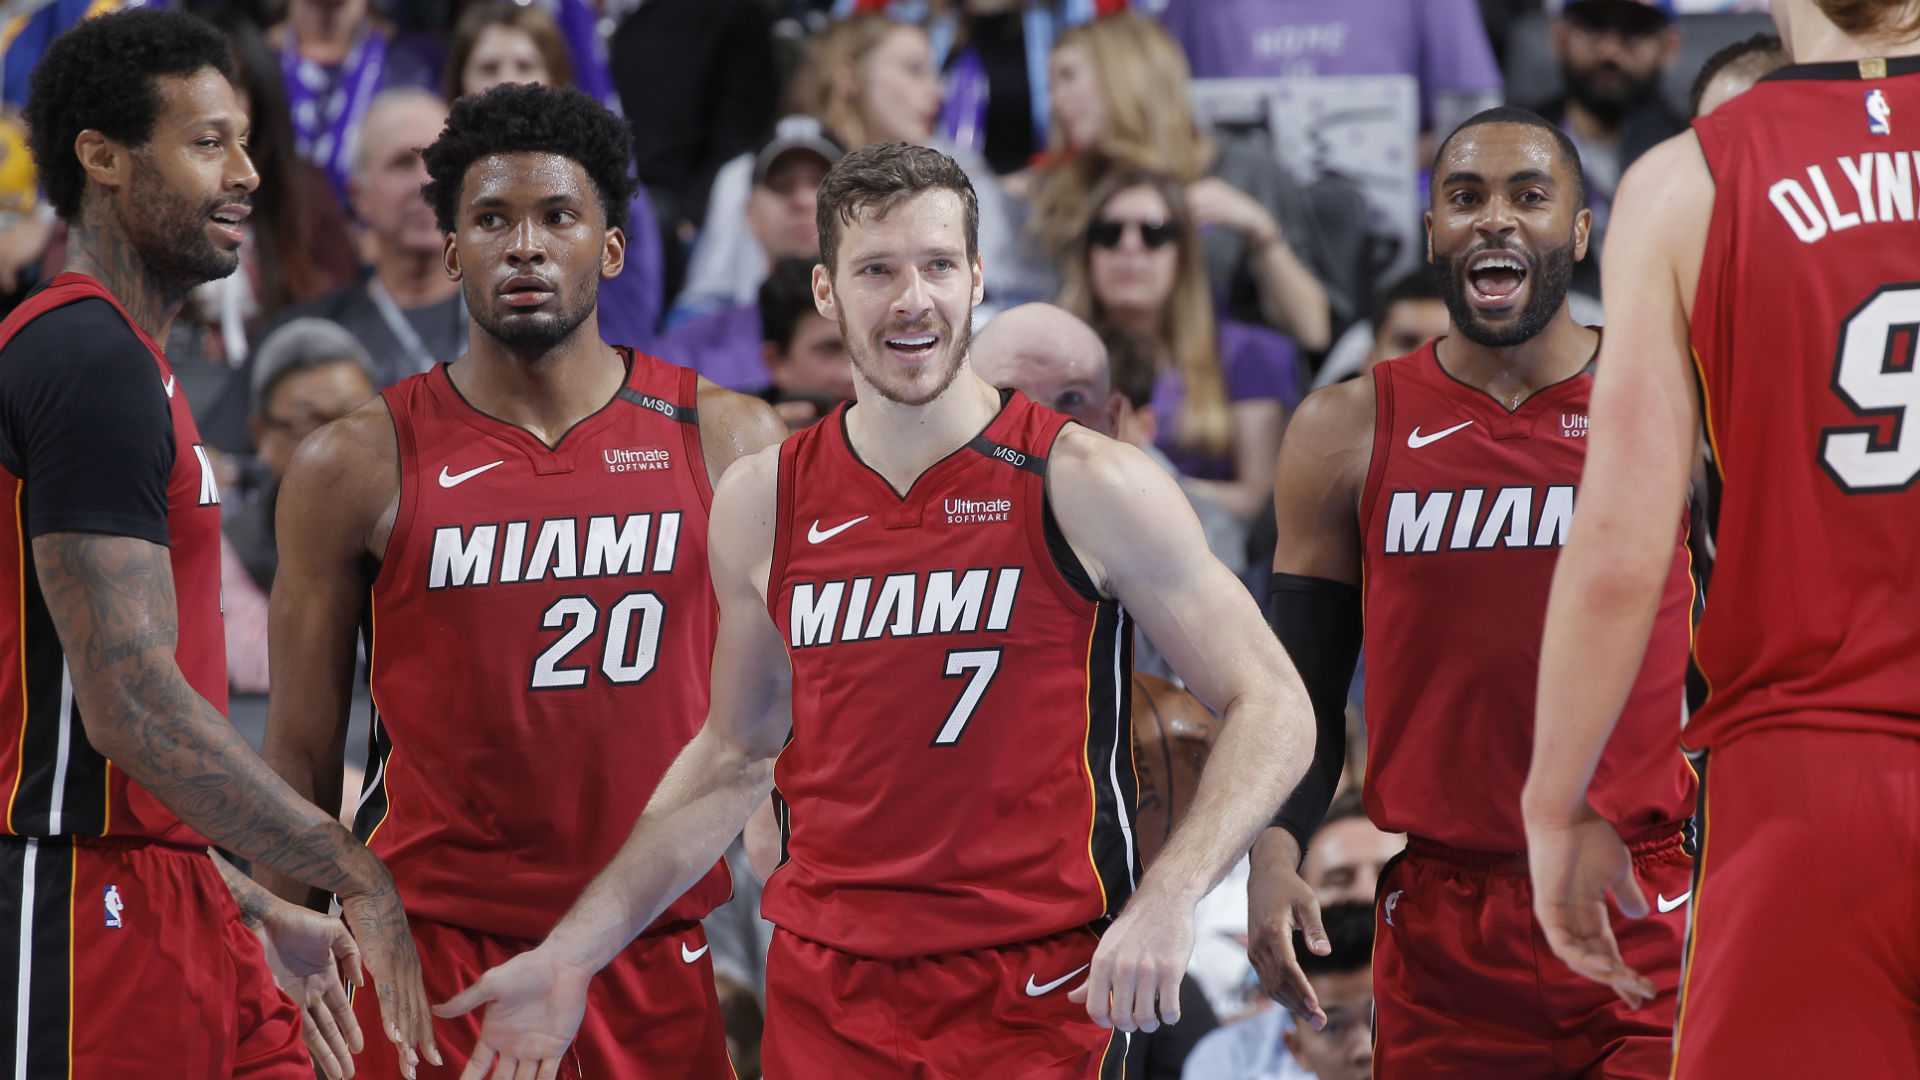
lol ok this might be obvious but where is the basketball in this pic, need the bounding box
[1131,673,1221,866]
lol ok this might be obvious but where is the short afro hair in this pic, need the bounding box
[421,82,636,235]
[1432,106,1587,212]
[25,8,236,221]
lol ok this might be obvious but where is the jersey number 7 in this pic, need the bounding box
[933,648,1002,746]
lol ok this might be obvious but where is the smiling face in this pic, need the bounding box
[119,69,258,289]
[1427,122,1590,348]
[1088,183,1180,322]
[814,187,983,407]
[447,150,622,356]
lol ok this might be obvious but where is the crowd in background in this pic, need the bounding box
[0,0,1789,1076]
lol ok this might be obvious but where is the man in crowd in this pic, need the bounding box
[755,256,852,429]
[655,124,841,386]
[1532,0,1687,298]
[1687,32,1784,118]
[1310,266,1450,388]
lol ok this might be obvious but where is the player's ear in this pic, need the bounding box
[601,224,627,281]
[812,262,836,320]
[1423,210,1435,265]
[443,233,462,281]
[970,253,985,309]
[1572,206,1594,263]
[72,130,125,199]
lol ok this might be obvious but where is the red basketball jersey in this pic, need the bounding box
[1686,58,1920,749]
[0,274,225,844]
[363,353,730,940]
[1358,345,1695,851]
[765,391,1137,959]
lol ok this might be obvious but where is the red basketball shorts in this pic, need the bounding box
[761,927,1128,1079]
[352,915,732,1080]
[1372,824,1692,1079]
[1673,727,1920,1079]
[0,835,307,1079]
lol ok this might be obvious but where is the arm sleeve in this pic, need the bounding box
[0,299,174,545]
[1266,571,1363,855]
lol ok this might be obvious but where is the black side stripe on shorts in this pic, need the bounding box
[1099,1029,1129,1080]
[1085,602,1138,924]
[0,838,74,1078]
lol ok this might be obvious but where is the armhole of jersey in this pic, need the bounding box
[766,435,800,623]
[368,386,417,598]
[1028,418,1104,612]
[1356,363,1395,540]
[676,363,715,511]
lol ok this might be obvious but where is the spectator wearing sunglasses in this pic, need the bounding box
[1060,170,1301,554]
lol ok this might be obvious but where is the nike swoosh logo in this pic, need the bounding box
[807,515,869,544]
[163,375,176,399]
[681,943,709,963]
[1657,891,1691,913]
[1024,963,1090,997]
[1407,420,1474,448]
[439,461,505,488]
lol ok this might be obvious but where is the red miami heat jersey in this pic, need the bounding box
[0,274,225,844]
[1358,345,1695,852]
[766,391,1137,959]
[1686,58,1920,749]
[362,353,730,940]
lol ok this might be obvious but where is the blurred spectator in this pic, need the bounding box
[1310,265,1449,388]
[934,0,1105,175]
[657,126,841,377]
[271,0,444,205]
[611,0,778,295]
[1061,170,1300,528]
[201,89,458,454]
[714,971,765,1080]
[672,14,1046,319]
[179,20,361,369]
[757,257,853,428]
[447,2,664,350]
[1688,31,1784,117]
[1030,14,1351,349]
[1156,0,1503,149]
[1183,901,1377,1080]
[222,319,377,692]
[1529,0,1685,299]
[0,114,52,314]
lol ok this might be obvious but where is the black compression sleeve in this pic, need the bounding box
[1266,572,1363,857]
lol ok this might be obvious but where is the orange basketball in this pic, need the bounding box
[1131,673,1221,866]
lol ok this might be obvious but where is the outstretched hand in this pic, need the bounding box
[255,902,364,1079]
[433,945,591,1080]
[341,886,443,1078]
[1068,885,1194,1034]
[1246,832,1329,1030]
[1525,803,1656,1009]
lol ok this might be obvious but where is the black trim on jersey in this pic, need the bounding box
[1099,1029,1128,1079]
[11,561,109,837]
[1084,602,1138,925]
[352,667,394,845]
[0,837,74,1074]
[438,352,647,451]
[1041,492,1103,605]
[837,390,1015,502]
[964,433,1047,476]
[1760,56,1920,83]
[1428,335,1597,414]
[1673,747,1710,1055]
[616,387,698,426]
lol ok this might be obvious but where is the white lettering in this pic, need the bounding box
[652,512,681,572]
[525,518,578,581]
[841,576,873,640]
[917,569,990,634]
[1533,485,1575,548]
[583,515,650,577]
[1839,154,1879,224]
[1807,164,1861,231]
[1384,491,1452,554]
[1448,488,1485,550]
[866,574,917,639]
[1877,151,1914,222]
[985,567,1021,632]
[498,521,528,583]
[428,524,497,589]
[1769,178,1828,243]
[1475,487,1533,549]
[789,581,845,647]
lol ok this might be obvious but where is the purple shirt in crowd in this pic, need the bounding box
[1157,0,1501,128]
[1154,319,1302,481]
[596,189,664,353]
[651,302,769,393]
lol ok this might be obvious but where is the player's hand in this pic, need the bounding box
[1069,883,1194,1034]
[1246,829,1329,1030]
[254,900,365,1079]
[433,944,590,1080]
[1524,802,1657,1009]
[341,883,443,1078]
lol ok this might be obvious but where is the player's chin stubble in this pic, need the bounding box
[126,162,241,288]
[469,275,599,355]
[838,307,973,407]
[1441,237,1577,349]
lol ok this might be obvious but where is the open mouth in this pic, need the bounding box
[884,332,939,356]
[209,204,250,243]
[1466,250,1528,306]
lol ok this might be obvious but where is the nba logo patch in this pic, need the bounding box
[103,885,123,929]
[1867,89,1892,136]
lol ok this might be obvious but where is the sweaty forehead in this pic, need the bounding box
[1439,123,1567,185]
[463,151,593,201]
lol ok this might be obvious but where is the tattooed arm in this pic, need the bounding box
[31,532,441,1076]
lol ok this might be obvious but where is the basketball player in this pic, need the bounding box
[0,10,438,1079]
[1247,109,1697,1077]
[258,84,784,1080]
[433,142,1313,1080]
[1522,4,1920,1076]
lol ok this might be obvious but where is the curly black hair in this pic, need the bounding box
[421,83,635,235]
[24,9,235,222]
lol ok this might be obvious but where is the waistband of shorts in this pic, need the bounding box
[0,832,209,857]
[1405,820,1686,876]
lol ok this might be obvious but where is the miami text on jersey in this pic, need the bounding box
[788,567,1023,648]
[1383,485,1575,554]
[428,512,683,589]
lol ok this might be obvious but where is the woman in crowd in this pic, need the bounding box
[1031,13,1364,353]
[671,12,1047,320]
[1061,169,1300,529]
[445,1,665,350]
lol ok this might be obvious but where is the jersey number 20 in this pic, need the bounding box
[1821,283,1920,493]
[530,592,665,689]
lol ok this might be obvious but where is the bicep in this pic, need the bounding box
[1269,391,1367,585]
[700,453,791,761]
[30,533,179,724]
